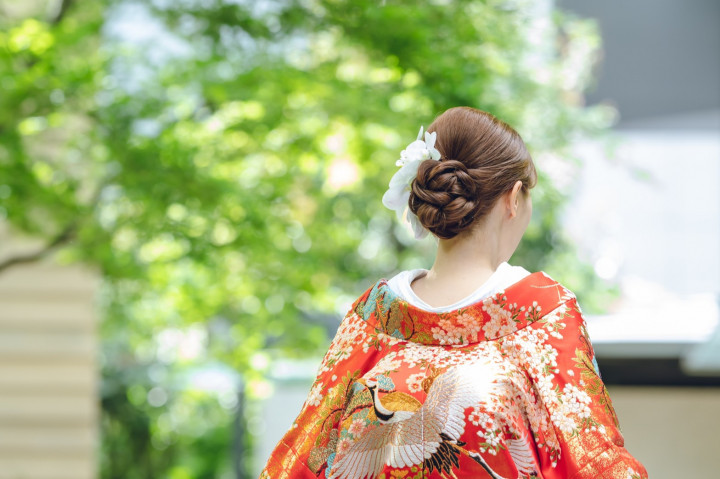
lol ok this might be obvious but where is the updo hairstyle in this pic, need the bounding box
[408,107,537,240]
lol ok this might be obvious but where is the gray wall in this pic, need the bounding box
[558,0,720,125]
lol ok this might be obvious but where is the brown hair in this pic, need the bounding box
[408,107,537,239]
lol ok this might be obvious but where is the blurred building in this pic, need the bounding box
[0,225,99,479]
[556,1,720,475]
[557,0,720,367]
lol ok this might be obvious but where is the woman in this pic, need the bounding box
[261,107,648,478]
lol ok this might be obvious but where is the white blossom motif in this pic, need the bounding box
[405,373,425,393]
[429,311,482,345]
[481,291,528,338]
[306,381,323,407]
[317,313,370,375]
[364,351,402,379]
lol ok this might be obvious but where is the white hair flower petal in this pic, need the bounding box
[382,126,441,239]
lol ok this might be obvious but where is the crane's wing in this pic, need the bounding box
[330,362,502,479]
[506,429,538,477]
[328,416,434,479]
[422,361,503,440]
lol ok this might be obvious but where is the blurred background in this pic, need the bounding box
[0,0,718,478]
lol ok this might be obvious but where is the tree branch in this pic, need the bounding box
[48,0,73,25]
[0,222,77,274]
[0,178,109,275]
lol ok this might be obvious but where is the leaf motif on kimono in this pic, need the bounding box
[353,298,367,317]
[342,387,373,421]
[384,302,407,338]
[308,428,339,473]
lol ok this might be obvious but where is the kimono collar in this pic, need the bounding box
[355,271,572,346]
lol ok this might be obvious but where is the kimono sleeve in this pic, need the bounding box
[260,298,375,478]
[522,297,649,479]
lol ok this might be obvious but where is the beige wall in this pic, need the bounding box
[609,386,720,478]
[0,262,99,479]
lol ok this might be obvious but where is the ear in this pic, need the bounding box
[507,180,523,218]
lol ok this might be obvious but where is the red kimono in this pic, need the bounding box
[261,271,648,479]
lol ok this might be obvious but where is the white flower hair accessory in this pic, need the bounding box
[382,126,441,239]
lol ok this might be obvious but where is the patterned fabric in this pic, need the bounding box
[260,271,648,479]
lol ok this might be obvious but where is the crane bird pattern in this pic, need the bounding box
[328,362,538,479]
[260,271,649,479]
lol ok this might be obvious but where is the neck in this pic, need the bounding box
[368,386,394,422]
[425,219,505,285]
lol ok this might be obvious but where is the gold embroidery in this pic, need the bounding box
[574,447,644,478]
[572,338,620,429]
[565,429,606,467]
[261,440,303,479]
[380,391,423,412]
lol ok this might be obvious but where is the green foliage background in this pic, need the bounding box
[0,0,617,477]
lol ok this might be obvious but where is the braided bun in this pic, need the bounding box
[410,159,482,240]
[407,107,537,239]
